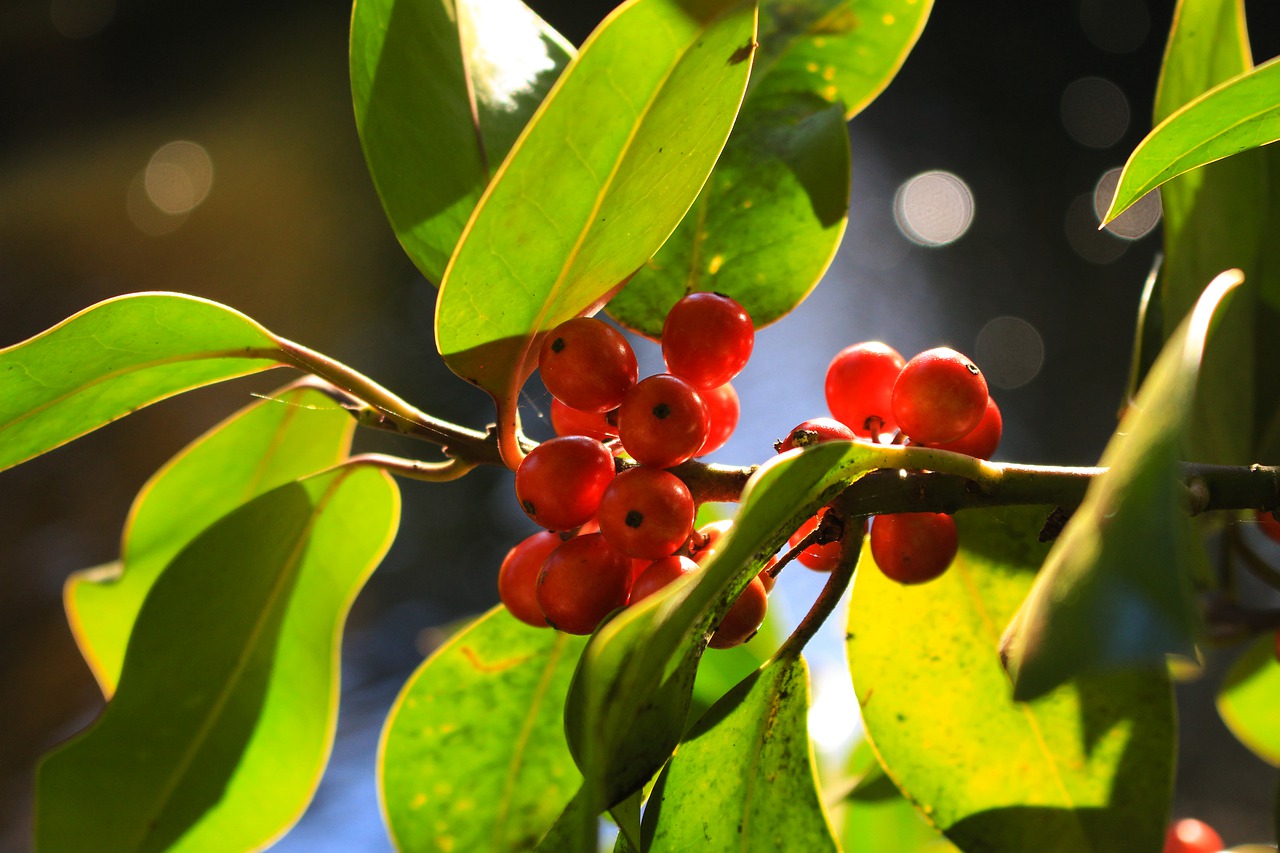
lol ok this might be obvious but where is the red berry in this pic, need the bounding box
[597,467,695,560]
[690,519,734,565]
[825,341,906,438]
[514,436,615,531]
[892,348,988,444]
[618,374,709,469]
[787,509,842,572]
[1162,819,1223,853]
[498,531,563,628]
[536,533,632,634]
[539,317,638,413]
[550,398,618,443]
[630,555,699,604]
[661,292,754,390]
[926,396,1002,459]
[698,382,740,456]
[869,513,958,584]
[709,577,769,649]
[776,417,857,453]
[1257,510,1280,544]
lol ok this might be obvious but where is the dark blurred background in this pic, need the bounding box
[2,0,1279,849]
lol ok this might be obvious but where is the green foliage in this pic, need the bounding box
[381,606,587,852]
[852,507,1174,852]
[0,293,283,474]
[37,465,400,852]
[837,742,944,851]
[351,0,573,285]
[1001,272,1239,701]
[1217,633,1280,767]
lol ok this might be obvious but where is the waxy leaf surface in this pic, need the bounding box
[65,385,354,697]
[849,507,1174,853]
[0,293,283,473]
[643,654,839,851]
[1001,271,1241,700]
[608,0,933,336]
[1152,0,1263,465]
[1217,633,1280,766]
[1104,55,1280,224]
[380,606,587,853]
[351,0,572,285]
[36,465,400,853]
[435,0,756,454]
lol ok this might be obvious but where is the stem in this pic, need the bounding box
[776,516,866,661]
[347,453,477,482]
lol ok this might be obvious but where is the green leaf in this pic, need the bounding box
[1217,633,1280,766]
[750,0,932,119]
[1152,0,1263,466]
[36,465,400,853]
[1001,271,1242,701]
[689,604,782,723]
[562,440,886,844]
[380,606,587,853]
[434,0,756,459]
[849,507,1175,853]
[642,654,839,851]
[0,293,284,474]
[351,0,573,285]
[837,740,944,851]
[1103,55,1280,224]
[65,384,355,697]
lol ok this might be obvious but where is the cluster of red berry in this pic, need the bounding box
[776,342,1001,585]
[499,293,769,646]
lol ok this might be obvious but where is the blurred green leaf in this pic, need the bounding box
[839,744,942,853]
[643,654,839,851]
[1001,271,1241,701]
[66,385,354,697]
[608,0,934,337]
[1153,0,1263,465]
[351,0,573,285]
[36,465,400,853]
[850,507,1174,853]
[0,292,283,474]
[381,606,587,852]
[435,0,755,453]
[560,441,885,847]
[1217,633,1280,767]
[1104,56,1280,225]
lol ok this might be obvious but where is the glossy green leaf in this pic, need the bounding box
[1217,633,1280,766]
[607,0,933,337]
[1103,55,1280,225]
[560,440,893,848]
[65,385,355,697]
[380,606,587,853]
[643,654,839,851]
[1152,0,1262,466]
[435,0,756,459]
[0,292,284,474]
[1001,271,1241,701]
[351,0,573,285]
[36,465,400,853]
[849,507,1175,852]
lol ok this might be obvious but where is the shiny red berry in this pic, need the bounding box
[498,531,563,628]
[514,436,615,531]
[630,555,699,604]
[869,513,958,584]
[550,398,618,443]
[597,467,695,560]
[698,382,740,456]
[539,317,638,413]
[825,342,905,438]
[536,533,632,634]
[926,396,1002,459]
[618,374,709,469]
[1162,819,1223,853]
[776,417,856,453]
[892,348,988,444]
[709,577,768,649]
[661,292,754,390]
[787,509,842,572]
